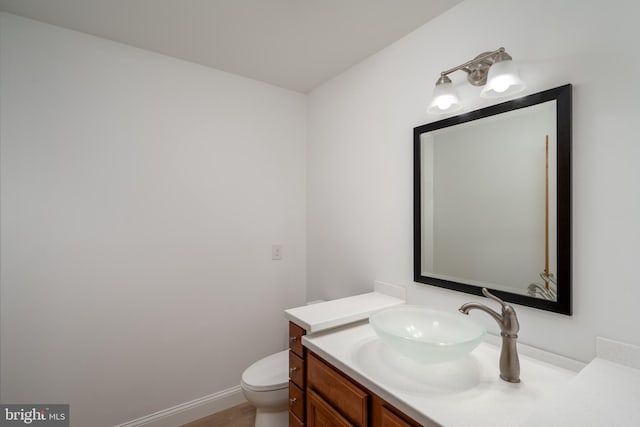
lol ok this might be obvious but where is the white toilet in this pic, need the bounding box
[241,349,289,427]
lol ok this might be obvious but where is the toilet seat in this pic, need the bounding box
[241,349,289,392]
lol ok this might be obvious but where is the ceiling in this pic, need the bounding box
[0,0,462,92]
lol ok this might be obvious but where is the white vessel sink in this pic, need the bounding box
[369,305,485,363]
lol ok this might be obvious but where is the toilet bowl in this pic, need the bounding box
[241,349,289,427]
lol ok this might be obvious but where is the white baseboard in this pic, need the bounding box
[114,385,247,427]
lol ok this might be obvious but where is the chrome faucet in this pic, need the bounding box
[459,288,520,383]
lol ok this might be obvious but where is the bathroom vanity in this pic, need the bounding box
[289,323,423,426]
[284,289,640,426]
[285,291,410,426]
[284,289,580,426]
[297,321,582,426]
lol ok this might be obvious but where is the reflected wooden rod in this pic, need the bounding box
[544,135,549,289]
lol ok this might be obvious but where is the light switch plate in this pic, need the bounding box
[272,244,283,260]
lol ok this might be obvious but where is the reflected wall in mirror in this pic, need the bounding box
[413,85,571,315]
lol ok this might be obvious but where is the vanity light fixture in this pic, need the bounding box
[427,47,524,114]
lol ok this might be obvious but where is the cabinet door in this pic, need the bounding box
[371,395,422,427]
[380,406,415,427]
[307,352,368,426]
[307,389,354,427]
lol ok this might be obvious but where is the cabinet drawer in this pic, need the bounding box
[289,411,304,427]
[380,406,417,427]
[307,352,368,426]
[307,389,354,427]
[289,350,305,388]
[288,381,305,421]
[372,395,422,427]
[289,322,305,357]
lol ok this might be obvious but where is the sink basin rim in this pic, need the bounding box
[369,305,485,362]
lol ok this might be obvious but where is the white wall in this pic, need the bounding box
[0,12,306,427]
[307,0,640,362]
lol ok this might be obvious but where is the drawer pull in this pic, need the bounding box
[290,397,297,405]
[289,366,298,373]
[289,336,298,342]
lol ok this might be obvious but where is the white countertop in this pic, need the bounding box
[284,291,405,333]
[287,289,640,426]
[303,321,578,427]
[520,337,640,427]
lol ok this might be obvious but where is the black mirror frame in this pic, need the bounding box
[413,84,572,315]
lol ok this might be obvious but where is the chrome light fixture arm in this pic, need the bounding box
[427,46,523,114]
[439,47,506,84]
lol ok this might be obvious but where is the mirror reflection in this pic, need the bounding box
[421,101,556,299]
[413,85,571,314]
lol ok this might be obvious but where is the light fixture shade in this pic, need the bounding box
[427,81,461,114]
[480,58,524,98]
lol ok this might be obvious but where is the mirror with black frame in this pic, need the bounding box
[413,84,572,315]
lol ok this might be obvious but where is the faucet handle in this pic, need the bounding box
[482,288,509,309]
[482,288,519,335]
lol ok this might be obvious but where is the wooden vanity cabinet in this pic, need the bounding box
[288,320,421,427]
[307,352,368,426]
[304,349,421,427]
[288,322,307,425]
[307,388,353,426]
[371,395,421,427]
